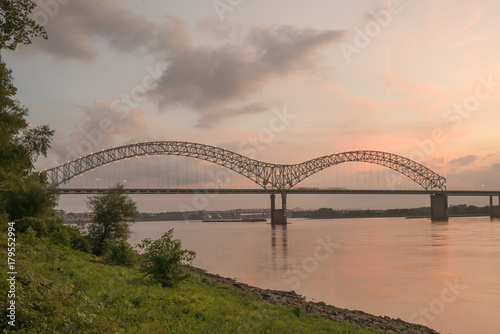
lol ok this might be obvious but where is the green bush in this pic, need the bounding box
[15,217,47,236]
[53,228,71,247]
[70,233,93,253]
[54,224,92,254]
[292,305,302,317]
[138,229,196,287]
[22,226,38,246]
[44,216,65,233]
[0,212,8,231]
[61,225,91,253]
[14,216,93,254]
[102,238,138,267]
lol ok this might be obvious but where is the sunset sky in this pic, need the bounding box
[4,0,500,212]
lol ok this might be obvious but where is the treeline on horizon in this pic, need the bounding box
[91,204,490,222]
[290,204,490,219]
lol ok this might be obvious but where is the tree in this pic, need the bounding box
[0,55,55,223]
[0,54,54,184]
[0,2,53,224]
[86,185,137,255]
[0,0,52,189]
[0,0,47,50]
[139,229,196,287]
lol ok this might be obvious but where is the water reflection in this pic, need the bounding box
[129,217,500,334]
[271,224,288,260]
[431,221,449,249]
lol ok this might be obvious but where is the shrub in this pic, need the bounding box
[44,216,65,233]
[292,305,302,317]
[0,212,8,231]
[22,226,38,246]
[15,217,47,236]
[53,228,71,247]
[62,226,91,253]
[70,233,93,253]
[102,238,138,267]
[138,229,195,287]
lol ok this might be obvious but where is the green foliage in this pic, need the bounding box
[15,217,48,237]
[102,238,138,267]
[0,234,384,333]
[22,226,37,245]
[0,57,54,183]
[139,229,196,287]
[0,5,54,221]
[0,0,58,222]
[0,214,7,231]
[86,185,137,255]
[292,305,302,317]
[0,0,47,50]
[13,215,91,253]
[0,55,56,222]
[3,173,59,221]
[53,228,71,247]
[69,232,93,253]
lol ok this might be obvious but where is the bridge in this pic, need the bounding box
[41,141,500,222]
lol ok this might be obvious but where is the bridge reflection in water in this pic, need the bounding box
[271,224,288,261]
[41,141,500,222]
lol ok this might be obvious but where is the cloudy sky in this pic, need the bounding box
[4,0,500,212]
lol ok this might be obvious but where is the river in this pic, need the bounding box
[129,217,500,334]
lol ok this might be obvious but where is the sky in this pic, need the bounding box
[4,0,500,212]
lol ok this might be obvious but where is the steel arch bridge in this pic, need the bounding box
[42,141,446,191]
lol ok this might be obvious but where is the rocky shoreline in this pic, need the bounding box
[190,267,440,334]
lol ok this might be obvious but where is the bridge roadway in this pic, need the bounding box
[58,188,500,196]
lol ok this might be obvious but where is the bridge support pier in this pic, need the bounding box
[490,196,500,219]
[270,193,287,225]
[430,193,448,222]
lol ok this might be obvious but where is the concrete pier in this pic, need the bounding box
[270,193,287,225]
[430,193,448,222]
[490,196,500,219]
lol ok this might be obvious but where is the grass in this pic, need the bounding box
[0,232,385,333]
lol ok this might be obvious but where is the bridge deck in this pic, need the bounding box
[58,188,500,196]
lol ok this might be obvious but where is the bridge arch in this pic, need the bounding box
[289,151,446,191]
[42,141,446,191]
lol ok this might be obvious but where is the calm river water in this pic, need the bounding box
[129,217,500,334]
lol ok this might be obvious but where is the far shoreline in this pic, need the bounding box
[132,213,490,223]
[60,203,492,223]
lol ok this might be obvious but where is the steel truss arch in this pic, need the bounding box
[42,141,446,191]
[290,151,446,191]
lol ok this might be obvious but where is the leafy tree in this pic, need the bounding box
[86,185,137,255]
[0,1,53,224]
[139,229,196,287]
[0,57,54,185]
[0,0,47,50]
[0,56,55,223]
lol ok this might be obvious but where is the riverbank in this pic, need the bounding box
[190,267,439,334]
[1,233,435,333]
